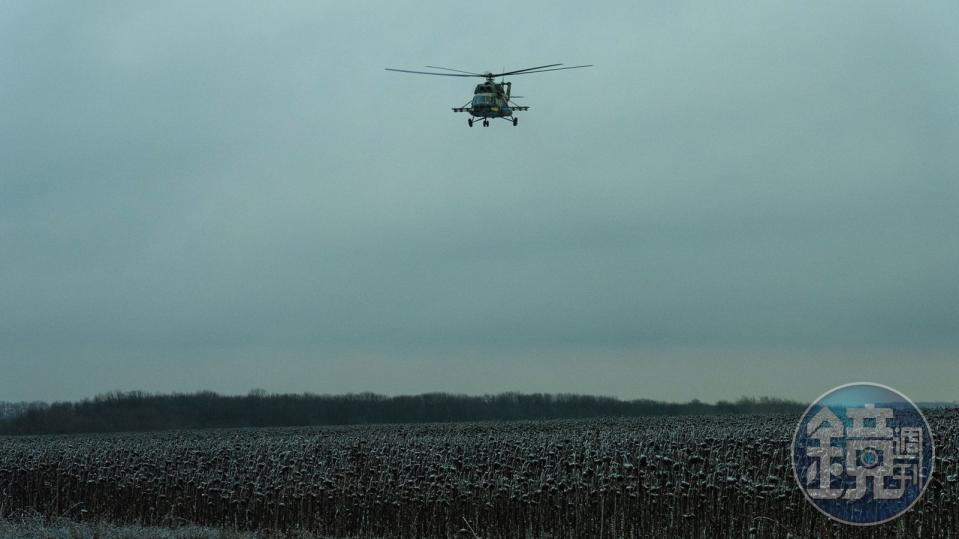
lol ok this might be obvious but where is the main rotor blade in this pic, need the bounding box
[492,64,563,77]
[425,65,484,75]
[385,68,478,77]
[504,64,593,75]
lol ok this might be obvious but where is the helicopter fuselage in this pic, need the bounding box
[452,76,528,122]
[466,93,512,118]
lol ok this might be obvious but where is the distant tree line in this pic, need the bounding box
[0,391,807,435]
[0,401,49,419]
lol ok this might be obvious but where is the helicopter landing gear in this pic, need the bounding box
[468,119,473,127]
[512,117,518,126]
[483,120,489,127]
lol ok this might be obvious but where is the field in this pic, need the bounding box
[2,413,957,538]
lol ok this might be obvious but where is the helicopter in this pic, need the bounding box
[385,63,592,127]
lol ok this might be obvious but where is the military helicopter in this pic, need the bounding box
[385,63,592,127]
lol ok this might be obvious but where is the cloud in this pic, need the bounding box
[1,1,956,401]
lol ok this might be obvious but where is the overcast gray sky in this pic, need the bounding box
[1,1,957,403]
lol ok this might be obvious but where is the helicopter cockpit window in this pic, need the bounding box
[472,95,491,105]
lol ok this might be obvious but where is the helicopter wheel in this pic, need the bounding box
[468,119,473,127]
[512,117,518,126]
[483,120,489,127]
